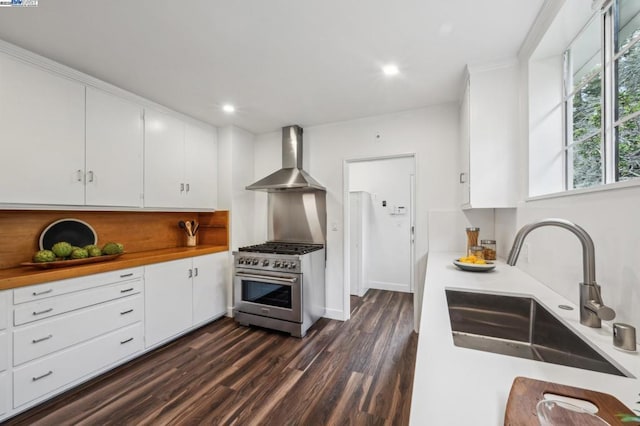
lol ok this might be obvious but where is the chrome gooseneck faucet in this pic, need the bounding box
[506,218,616,328]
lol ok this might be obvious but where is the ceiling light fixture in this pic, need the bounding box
[382,64,399,76]
[222,104,235,113]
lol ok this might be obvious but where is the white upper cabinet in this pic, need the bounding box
[459,63,519,209]
[184,122,217,209]
[0,54,85,205]
[85,87,144,207]
[144,109,217,209]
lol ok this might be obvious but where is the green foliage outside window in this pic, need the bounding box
[616,29,640,180]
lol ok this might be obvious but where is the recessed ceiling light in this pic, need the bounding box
[222,104,235,113]
[382,64,399,76]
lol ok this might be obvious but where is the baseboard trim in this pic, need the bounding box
[368,281,412,293]
[324,308,346,321]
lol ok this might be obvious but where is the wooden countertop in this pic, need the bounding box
[0,245,229,290]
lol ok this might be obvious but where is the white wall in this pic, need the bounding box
[254,105,460,321]
[496,0,640,329]
[349,157,414,292]
[218,125,256,314]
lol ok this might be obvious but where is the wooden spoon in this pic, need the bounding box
[185,221,193,236]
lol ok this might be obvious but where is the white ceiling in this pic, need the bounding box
[0,0,543,134]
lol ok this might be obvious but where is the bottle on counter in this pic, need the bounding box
[469,245,485,260]
[466,227,479,256]
[481,240,497,260]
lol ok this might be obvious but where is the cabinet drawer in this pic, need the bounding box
[0,371,8,416]
[14,295,143,366]
[13,322,143,408]
[0,291,7,330]
[14,267,143,305]
[14,279,142,326]
[0,332,7,372]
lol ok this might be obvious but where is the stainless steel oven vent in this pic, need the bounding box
[246,125,325,192]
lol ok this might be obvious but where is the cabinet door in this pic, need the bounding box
[193,253,227,324]
[0,54,85,205]
[184,122,217,209]
[85,88,143,207]
[143,109,185,208]
[460,80,471,206]
[144,258,193,348]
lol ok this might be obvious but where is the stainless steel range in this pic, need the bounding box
[233,242,325,337]
[237,124,327,337]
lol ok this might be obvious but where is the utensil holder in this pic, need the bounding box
[186,235,196,247]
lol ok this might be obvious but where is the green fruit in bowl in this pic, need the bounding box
[33,250,56,263]
[70,248,89,259]
[87,247,102,257]
[84,244,99,251]
[102,242,123,255]
[51,242,73,258]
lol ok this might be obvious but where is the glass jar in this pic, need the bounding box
[466,227,480,256]
[481,239,496,260]
[469,245,485,259]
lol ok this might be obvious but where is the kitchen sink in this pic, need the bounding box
[445,290,631,377]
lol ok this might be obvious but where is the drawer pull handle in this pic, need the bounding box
[33,308,53,316]
[120,288,134,293]
[32,370,53,382]
[32,334,53,344]
[194,267,198,277]
[120,273,134,278]
[120,337,134,345]
[120,309,134,315]
[32,289,53,296]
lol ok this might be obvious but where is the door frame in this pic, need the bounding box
[342,153,417,320]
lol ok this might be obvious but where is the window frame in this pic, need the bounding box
[562,0,640,189]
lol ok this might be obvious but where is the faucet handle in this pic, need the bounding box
[585,300,616,321]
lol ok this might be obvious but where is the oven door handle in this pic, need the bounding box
[235,272,298,283]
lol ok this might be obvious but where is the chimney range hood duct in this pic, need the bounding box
[246,125,326,192]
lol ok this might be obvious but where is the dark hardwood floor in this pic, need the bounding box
[5,290,417,426]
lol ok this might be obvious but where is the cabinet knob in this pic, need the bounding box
[459,172,467,184]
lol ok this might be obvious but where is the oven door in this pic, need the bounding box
[234,269,302,322]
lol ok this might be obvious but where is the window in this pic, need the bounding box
[564,0,640,189]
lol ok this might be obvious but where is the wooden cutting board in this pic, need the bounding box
[504,376,639,425]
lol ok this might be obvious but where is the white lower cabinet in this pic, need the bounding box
[13,323,143,408]
[145,253,227,348]
[193,252,227,325]
[144,258,193,348]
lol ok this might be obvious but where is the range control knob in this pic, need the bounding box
[252,258,259,265]
[274,261,282,268]
[289,263,297,269]
[238,258,245,265]
[262,259,270,267]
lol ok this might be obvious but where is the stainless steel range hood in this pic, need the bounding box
[246,125,325,192]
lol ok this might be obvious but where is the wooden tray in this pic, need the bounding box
[21,253,123,269]
[505,376,639,425]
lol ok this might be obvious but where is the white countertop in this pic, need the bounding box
[409,252,639,425]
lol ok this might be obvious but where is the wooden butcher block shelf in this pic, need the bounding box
[504,376,639,425]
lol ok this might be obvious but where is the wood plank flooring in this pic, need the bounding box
[5,290,417,426]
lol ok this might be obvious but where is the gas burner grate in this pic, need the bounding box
[239,241,324,255]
